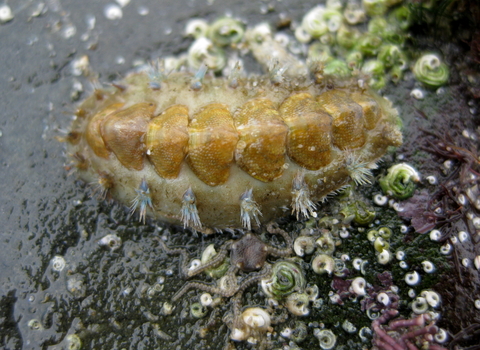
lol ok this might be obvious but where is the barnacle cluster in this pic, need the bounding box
[297,0,412,89]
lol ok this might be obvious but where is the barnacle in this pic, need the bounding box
[65,335,82,350]
[314,328,337,350]
[336,25,361,49]
[312,254,335,275]
[378,44,407,68]
[363,0,388,16]
[207,17,245,47]
[413,53,450,88]
[361,59,387,90]
[187,37,226,72]
[242,307,271,331]
[185,18,209,38]
[379,163,420,200]
[190,302,208,318]
[301,6,329,38]
[323,59,351,78]
[293,235,316,257]
[285,292,310,316]
[356,33,382,56]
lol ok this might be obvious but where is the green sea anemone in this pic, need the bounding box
[261,260,306,300]
[379,163,420,200]
[413,53,450,88]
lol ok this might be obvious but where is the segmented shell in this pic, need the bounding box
[146,105,189,179]
[67,70,402,232]
[234,99,288,182]
[85,103,124,159]
[316,90,365,149]
[101,102,156,171]
[188,103,238,186]
[279,93,332,170]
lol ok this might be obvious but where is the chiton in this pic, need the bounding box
[67,69,402,233]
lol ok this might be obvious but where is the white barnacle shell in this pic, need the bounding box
[65,334,82,350]
[98,233,122,251]
[315,232,335,255]
[474,255,480,270]
[396,250,405,260]
[377,250,391,265]
[218,275,237,293]
[405,271,421,286]
[373,193,388,206]
[410,88,424,100]
[429,229,442,241]
[185,18,209,38]
[458,230,469,242]
[435,328,448,343]
[350,277,367,296]
[312,254,335,275]
[426,175,437,184]
[242,307,271,330]
[200,293,213,307]
[301,6,329,38]
[352,258,363,270]
[188,259,202,271]
[440,243,452,255]
[230,327,249,342]
[0,4,14,23]
[294,235,315,256]
[280,327,292,339]
[51,255,66,272]
[421,260,436,273]
[411,296,429,314]
[201,244,217,265]
[285,292,310,316]
[305,284,320,301]
[314,328,337,350]
[421,290,441,308]
[294,26,312,44]
[161,302,174,315]
[377,292,391,306]
[342,320,357,334]
[187,37,226,72]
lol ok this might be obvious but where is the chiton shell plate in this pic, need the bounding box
[67,70,402,232]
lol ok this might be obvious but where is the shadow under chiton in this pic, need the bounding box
[67,70,402,232]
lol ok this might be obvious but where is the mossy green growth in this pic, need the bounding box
[324,59,351,78]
